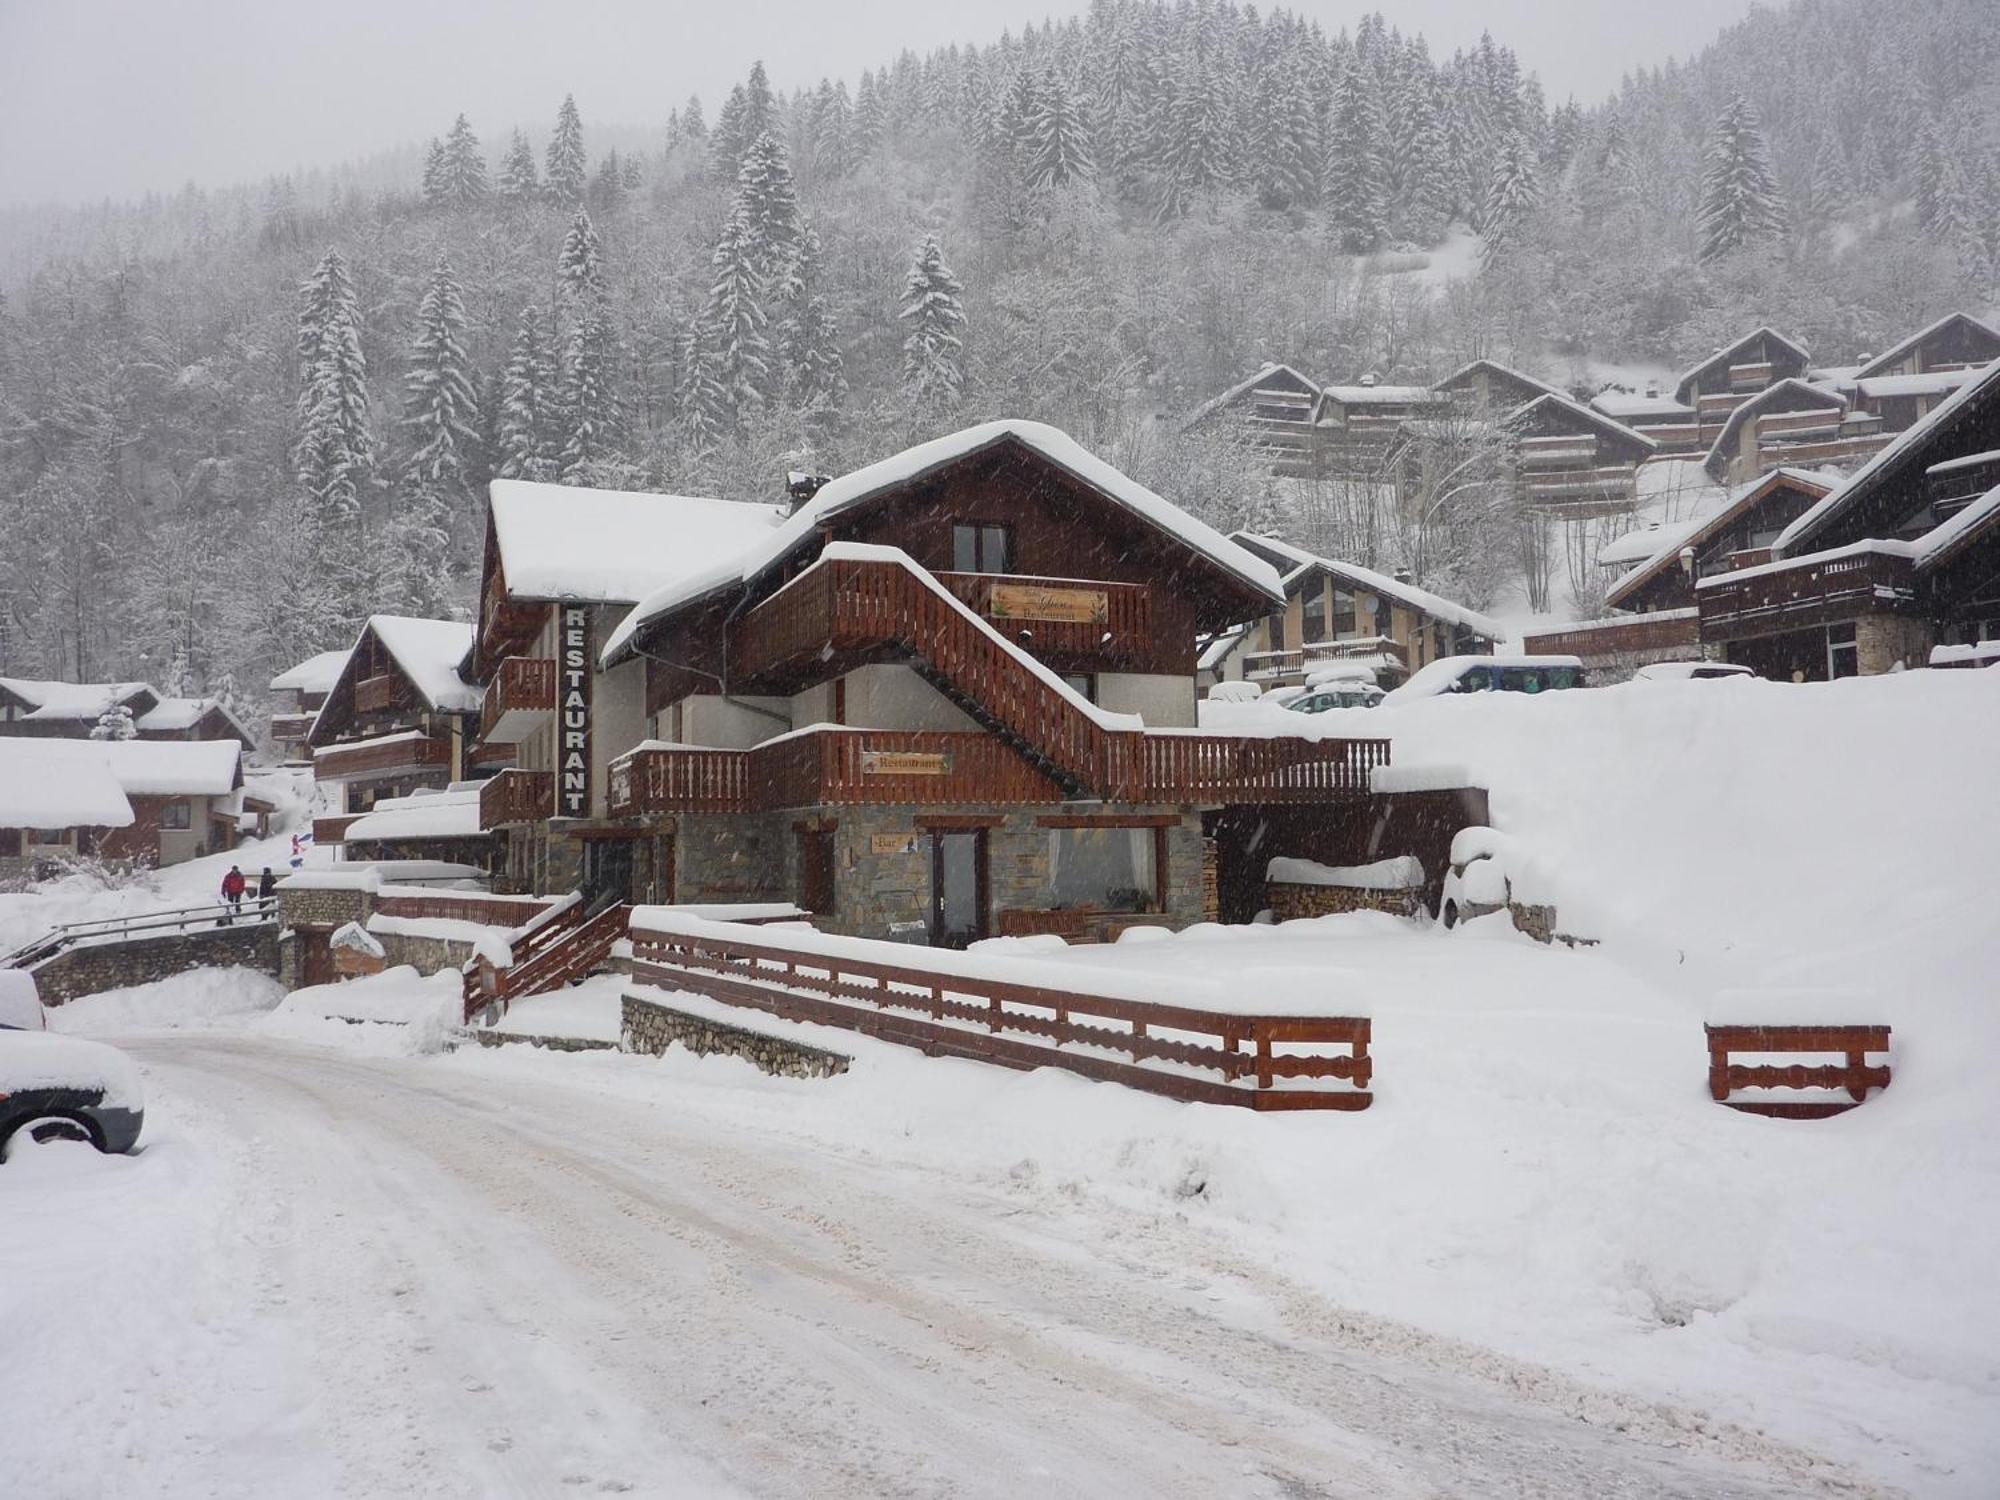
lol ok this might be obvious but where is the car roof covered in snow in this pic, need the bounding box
[488,479,786,605]
[1382,653,1582,704]
[0,740,136,829]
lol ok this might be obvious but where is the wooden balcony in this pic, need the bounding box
[1112,732,1388,802]
[479,768,553,829]
[936,572,1153,664]
[270,711,316,741]
[353,674,408,714]
[1754,407,1845,438]
[1728,361,1776,389]
[1521,609,1700,661]
[1755,433,1893,469]
[312,731,452,782]
[1697,546,1917,638]
[480,655,556,744]
[312,813,361,844]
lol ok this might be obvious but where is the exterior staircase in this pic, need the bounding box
[460,895,629,1025]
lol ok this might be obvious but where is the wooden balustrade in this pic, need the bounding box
[375,891,555,927]
[353,674,407,714]
[935,572,1153,663]
[1754,434,1892,468]
[1705,1024,1891,1119]
[1697,546,1916,633]
[1114,733,1389,802]
[625,917,1373,1110]
[1522,610,1700,660]
[312,732,452,781]
[479,656,556,742]
[478,767,553,829]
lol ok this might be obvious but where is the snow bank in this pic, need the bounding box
[46,969,285,1035]
[261,967,462,1053]
[1267,854,1423,889]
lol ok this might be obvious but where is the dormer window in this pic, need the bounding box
[952,523,1012,575]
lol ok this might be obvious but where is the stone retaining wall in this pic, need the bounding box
[621,992,851,1080]
[31,922,280,1004]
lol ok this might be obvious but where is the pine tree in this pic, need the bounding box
[1697,94,1783,262]
[812,81,853,179]
[89,702,138,741]
[775,221,847,423]
[1251,57,1318,212]
[852,70,884,161]
[550,211,618,476]
[899,233,967,411]
[545,94,588,206]
[711,62,777,180]
[556,207,604,305]
[733,133,801,276]
[1480,130,1541,256]
[675,324,730,454]
[1153,51,1239,220]
[401,252,479,495]
[1324,65,1389,252]
[420,138,448,208]
[701,206,773,428]
[441,114,487,206]
[497,128,539,201]
[294,249,373,526]
[496,307,557,480]
[590,149,628,214]
[1023,69,1095,190]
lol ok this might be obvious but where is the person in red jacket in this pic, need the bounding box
[220,865,246,925]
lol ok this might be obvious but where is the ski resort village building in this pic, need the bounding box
[0,678,255,748]
[0,736,244,877]
[432,420,1457,943]
[268,648,350,763]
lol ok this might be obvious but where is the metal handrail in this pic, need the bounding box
[0,896,280,970]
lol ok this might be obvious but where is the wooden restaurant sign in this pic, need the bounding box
[860,750,952,777]
[987,583,1109,625]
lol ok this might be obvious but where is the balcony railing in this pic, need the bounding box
[353,674,408,714]
[480,655,557,744]
[608,726,1387,816]
[936,572,1153,663]
[1755,434,1893,469]
[1521,609,1700,660]
[270,711,316,740]
[312,731,452,782]
[1697,545,1917,635]
[478,768,554,829]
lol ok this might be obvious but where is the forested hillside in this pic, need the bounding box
[0,0,1994,706]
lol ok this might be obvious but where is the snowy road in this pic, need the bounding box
[6,1032,1886,1500]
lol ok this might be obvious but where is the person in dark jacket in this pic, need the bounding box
[256,867,278,904]
[220,865,246,925]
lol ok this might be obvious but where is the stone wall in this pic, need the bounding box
[621,992,851,1079]
[675,810,792,907]
[1857,614,1934,675]
[32,922,279,1005]
[1266,880,1422,920]
[277,885,371,931]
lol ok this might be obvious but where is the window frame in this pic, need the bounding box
[951,521,1014,575]
[156,799,193,831]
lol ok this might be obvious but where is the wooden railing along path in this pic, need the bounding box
[461,896,628,1024]
[1706,1024,1891,1119]
[0,897,279,971]
[625,914,1372,1111]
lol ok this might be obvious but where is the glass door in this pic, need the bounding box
[929,830,986,948]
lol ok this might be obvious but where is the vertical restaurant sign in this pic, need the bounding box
[559,605,592,817]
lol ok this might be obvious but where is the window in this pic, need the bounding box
[1333,589,1358,638]
[1300,581,1328,643]
[952,523,1012,574]
[1049,826,1160,913]
[157,800,192,830]
[1062,673,1095,703]
[0,829,19,857]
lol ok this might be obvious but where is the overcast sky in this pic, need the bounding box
[0,0,1763,206]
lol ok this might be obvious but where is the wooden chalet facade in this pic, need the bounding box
[0,679,157,738]
[1179,362,1323,477]
[305,617,482,847]
[1223,533,1501,688]
[1589,390,1703,455]
[1696,359,2000,680]
[269,649,349,762]
[1702,379,1888,486]
[467,422,1424,943]
[1313,378,1448,476]
[1434,358,1565,411]
[1674,327,1814,447]
[1505,393,1656,515]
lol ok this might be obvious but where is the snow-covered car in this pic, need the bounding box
[1381,654,1588,705]
[1436,826,1514,929]
[0,1031,145,1162]
[1631,660,1756,682]
[1205,679,1263,703]
[0,969,48,1030]
[1288,682,1384,712]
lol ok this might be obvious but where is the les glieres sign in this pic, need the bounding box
[559,606,591,817]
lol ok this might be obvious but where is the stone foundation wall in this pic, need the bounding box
[371,931,482,976]
[277,885,371,931]
[1266,880,1421,921]
[675,811,792,907]
[621,992,851,1079]
[1857,614,1934,676]
[32,922,280,1004]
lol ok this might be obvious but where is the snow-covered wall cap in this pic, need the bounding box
[489,478,785,605]
[605,420,1286,665]
[1370,762,1484,794]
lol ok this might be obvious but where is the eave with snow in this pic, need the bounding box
[1672,326,1813,417]
[0,736,243,871]
[1435,358,1567,412]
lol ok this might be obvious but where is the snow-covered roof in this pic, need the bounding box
[364,616,481,713]
[91,737,242,797]
[488,479,785,605]
[1850,312,2000,381]
[605,421,1286,665]
[1855,367,1985,401]
[1673,326,1811,403]
[341,786,486,843]
[1435,359,1566,403]
[1321,383,1436,405]
[270,648,350,694]
[1229,531,1505,641]
[1604,469,1835,609]
[0,678,154,723]
[1197,623,1252,672]
[1928,448,2000,477]
[1913,483,2000,569]
[1702,379,1847,478]
[1589,390,1694,420]
[1774,358,2000,555]
[1181,362,1322,428]
[1598,516,1705,569]
[134,696,256,743]
[1508,391,1657,452]
[0,741,135,829]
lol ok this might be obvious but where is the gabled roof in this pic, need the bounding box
[0,678,158,724]
[0,740,135,829]
[1227,532,1505,642]
[308,616,479,747]
[1775,358,2000,555]
[605,421,1286,665]
[1507,391,1658,454]
[1673,326,1811,405]
[487,479,785,605]
[1590,390,1695,421]
[136,696,257,744]
[1855,367,1985,401]
[1915,482,2000,571]
[90,737,243,797]
[1436,358,1567,405]
[270,649,350,694]
[1851,312,2000,381]
[1605,468,1834,611]
[1181,362,1323,429]
[1701,378,1846,480]
[1320,382,1438,406]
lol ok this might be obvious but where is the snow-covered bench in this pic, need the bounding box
[1704,1023,1892,1119]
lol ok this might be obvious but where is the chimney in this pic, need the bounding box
[1359,371,1379,388]
[786,471,829,512]
[1394,567,1414,584]
[1644,382,1660,399]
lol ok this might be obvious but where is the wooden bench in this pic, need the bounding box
[1705,1024,1891,1118]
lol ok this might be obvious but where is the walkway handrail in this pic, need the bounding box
[0,896,280,970]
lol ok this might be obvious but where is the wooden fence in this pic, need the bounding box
[625,916,1373,1111]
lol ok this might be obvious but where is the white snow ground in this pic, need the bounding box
[1,670,1995,1497]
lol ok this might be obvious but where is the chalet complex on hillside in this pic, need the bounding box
[0,678,255,748]
[439,421,1447,943]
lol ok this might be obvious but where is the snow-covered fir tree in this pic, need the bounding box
[419,138,448,209]
[89,701,138,740]
[401,252,480,497]
[551,211,619,477]
[545,94,588,206]
[775,221,847,424]
[733,133,801,276]
[1697,94,1784,262]
[496,307,557,480]
[497,129,539,201]
[898,233,967,411]
[293,249,373,526]
[1324,64,1390,252]
[701,206,773,429]
[440,115,487,207]
[1479,130,1541,256]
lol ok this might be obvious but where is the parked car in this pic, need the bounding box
[1382,655,1588,706]
[1288,682,1385,712]
[0,1028,145,1163]
[1437,827,1514,929]
[1632,660,1756,682]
